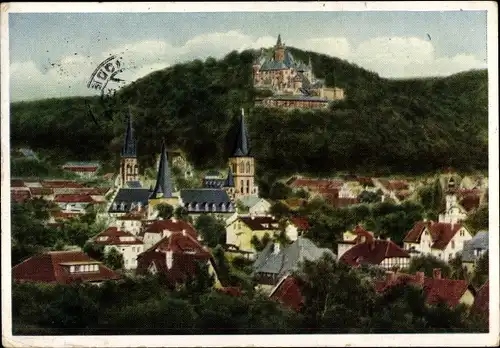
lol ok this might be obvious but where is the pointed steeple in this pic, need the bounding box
[224,165,235,187]
[121,110,137,158]
[150,140,173,199]
[276,34,282,46]
[232,108,250,157]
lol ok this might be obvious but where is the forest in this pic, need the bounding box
[10,48,488,182]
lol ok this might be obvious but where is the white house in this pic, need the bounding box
[403,220,473,263]
[90,227,144,270]
[238,195,271,216]
[53,194,95,213]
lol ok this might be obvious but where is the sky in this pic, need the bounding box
[8,9,488,102]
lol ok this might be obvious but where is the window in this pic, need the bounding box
[449,253,453,260]
[246,162,251,173]
[451,240,455,249]
[134,165,138,174]
[232,163,237,173]
[460,230,465,237]
[239,162,244,173]
[246,180,250,194]
[240,180,244,193]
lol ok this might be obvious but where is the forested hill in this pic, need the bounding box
[10,48,488,180]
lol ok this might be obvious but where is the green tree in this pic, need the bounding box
[408,254,451,278]
[194,214,226,248]
[103,247,124,270]
[83,242,105,261]
[250,232,271,252]
[358,190,381,204]
[269,201,291,220]
[174,206,191,222]
[269,182,292,200]
[464,204,488,233]
[156,203,174,220]
[470,251,488,290]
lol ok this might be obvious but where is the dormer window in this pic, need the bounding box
[120,202,126,211]
[112,203,117,210]
[119,236,134,242]
[220,203,226,212]
[195,203,200,212]
[97,236,109,242]
[204,203,209,212]
[148,261,158,275]
[212,203,217,212]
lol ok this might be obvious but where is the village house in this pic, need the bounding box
[114,209,148,236]
[12,250,121,285]
[53,193,97,213]
[460,231,488,273]
[253,237,334,293]
[403,220,473,262]
[138,218,198,250]
[269,275,304,312]
[336,225,376,260]
[438,193,468,224]
[237,195,272,216]
[339,228,410,270]
[375,269,475,308]
[89,227,144,270]
[226,215,281,257]
[136,230,221,288]
[61,161,100,178]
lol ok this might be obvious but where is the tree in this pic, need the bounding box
[269,182,292,200]
[464,204,488,233]
[156,203,174,220]
[470,251,488,290]
[269,201,291,220]
[250,232,271,252]
[83,242,105,261]
[174,206,191,222]
[104,248,124,270]
[358,190,381,204]
[408,254,451,278]
[194,214,226,248]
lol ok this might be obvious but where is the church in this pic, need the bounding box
[108,108,258,220]
[253,34,345,109]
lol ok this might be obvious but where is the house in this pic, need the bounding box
[49,210,81,222]
[461,231,488,273]
[202,170,226,188]
[41,180,85,189]
[471,280,489,319]
[279,198,308,211]
[403,220,473,262]
[108,188,151,219]
[285,216,310,241]
[12,250,121,285]
[226,216,281,256]
[115,209,147,236]
[179,188,235,218]
[339,233,410,270]
[11,189,32,204]
[237,195,271,216]
[136,230,221,288]
[252,237,334,291]
[269,275,304,311]
[288,177,343,193]
[90,227,144,270]
[336,225,376,260]
[62,161,100,178]
[375,269,475,307]
[53,193,96,213]
[29,187,55,200]
[138,218,198,249]
[438,193,467,224]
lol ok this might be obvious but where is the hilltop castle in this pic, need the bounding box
[253,34,345,109]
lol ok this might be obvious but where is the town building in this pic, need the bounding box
[136,230,221,288]
[53,193,96,213]
[337,225,376,260]
[339,229,410,270]
[61,161,100,178]
[461,231,488,273]
[226,215,281,256]
[237,196,271,216]
[403,220,473,262]
[12,250,121,285]
[89,227,144,270]
[138,218,198,250]
[252,237,334,292]
[375,269,475,308]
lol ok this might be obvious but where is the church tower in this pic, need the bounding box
[119,112,139,187]
[148,140,179,216]
[274,34,285,62]
[228,109,257,200]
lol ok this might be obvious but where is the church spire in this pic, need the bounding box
[224,165,235,188]
[121,110,137,157]
[276,34,282,46]
[150,140,173,199]
[232,108,250,157]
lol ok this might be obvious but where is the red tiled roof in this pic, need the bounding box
[376,272,472,307]
[270,276,304,312]
[471,280,489,317]
[352,225,375,244]
[51,211,82,220]
[30,187,54,195]
[11,179,26,188]
[357,177,374,187]
[460,195,481,212]
[217,287,242,297]
[240,216,279,231]
[403,221,428,243]
[145,231,209,255]
[379,179,409,192]
[340,240,410,266]
[11,190,32,203]
[62,166,98,172]
[290,217,310,231]
[54,194,95,203]
[328,197,359,208]
[92,227,143,245]
[41,180,85,188]
[76,187,111,196]
[403,221,463,250]
[139,219,197,238]
[12,251,121,284]
[289,178,343,190]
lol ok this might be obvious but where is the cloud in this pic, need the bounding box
[9,31,487,101]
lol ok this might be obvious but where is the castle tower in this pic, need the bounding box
[274,34,285,62]
[228,109,257,200]
[148,140,179,215]
[119,111,139,187]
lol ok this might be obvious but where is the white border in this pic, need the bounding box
[1,2,499,347]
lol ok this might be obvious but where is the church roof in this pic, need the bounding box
[232,109,251,157]
[150,141,174,199]
[108,188,150,213]
[224,166,235,187]
[121,112,137,158]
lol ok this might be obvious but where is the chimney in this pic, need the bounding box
[385,271,396,283]
[433,268,441,279]
[416,271,425,285]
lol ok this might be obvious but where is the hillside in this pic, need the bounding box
[10,48,488,183]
